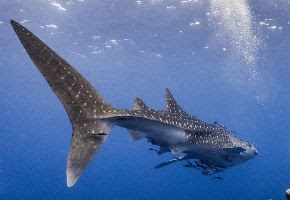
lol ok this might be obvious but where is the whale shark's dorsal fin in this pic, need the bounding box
[10,20,115,187]
[165,89,199,120]
[165,88,187,115]
[133,97,149,110]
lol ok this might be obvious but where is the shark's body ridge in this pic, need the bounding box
[10,20,258,187]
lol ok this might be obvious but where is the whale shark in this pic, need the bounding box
[10,20,259,187]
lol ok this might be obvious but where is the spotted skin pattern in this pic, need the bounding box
[11,20,258,187]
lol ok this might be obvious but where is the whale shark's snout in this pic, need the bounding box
[242,142,259,159]
[251,144,259,156]
[229,135,259,160]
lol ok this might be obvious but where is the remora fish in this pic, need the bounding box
[10,20,259,187]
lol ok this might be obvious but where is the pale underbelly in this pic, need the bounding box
[115,116,188,146]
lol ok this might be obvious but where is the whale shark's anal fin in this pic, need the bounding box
[10,20,115,187]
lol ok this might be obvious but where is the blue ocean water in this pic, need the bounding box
[1,0,290,199]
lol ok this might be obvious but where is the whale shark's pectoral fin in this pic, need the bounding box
[133,97,149,110]
[155,158,180,169]
[155,155,190,169]
[149,146,170,155]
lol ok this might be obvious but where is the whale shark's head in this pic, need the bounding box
[209,137,259,169]
[240,141,259,159]
[229,135,259,162]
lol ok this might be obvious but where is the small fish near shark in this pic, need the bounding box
[10,20,259,187]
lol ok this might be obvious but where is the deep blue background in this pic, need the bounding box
[1,0,290,199]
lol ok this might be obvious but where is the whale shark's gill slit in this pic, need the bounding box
[10,20,115,187]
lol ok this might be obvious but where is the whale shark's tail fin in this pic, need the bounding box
[10,20,115,187]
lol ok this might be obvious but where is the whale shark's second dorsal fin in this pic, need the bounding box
[133,97,149,110]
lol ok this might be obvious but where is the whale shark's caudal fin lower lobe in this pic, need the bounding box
[10,20,114,187]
